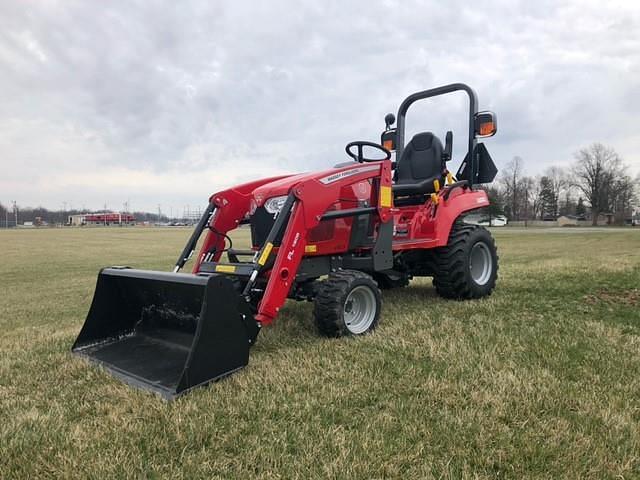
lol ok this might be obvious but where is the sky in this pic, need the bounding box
[1,0,639,213]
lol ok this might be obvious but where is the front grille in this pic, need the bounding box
[250,207,285,247]
[251,205,336,248]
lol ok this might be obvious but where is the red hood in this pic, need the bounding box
[212,162,382,207]
[251,167,341,206]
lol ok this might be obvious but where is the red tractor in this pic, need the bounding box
[73,83,499,398]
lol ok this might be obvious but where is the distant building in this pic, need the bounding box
[464,213,508,227]
[557,215,578,227]
[68,213,135,226]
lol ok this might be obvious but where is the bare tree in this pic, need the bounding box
[0,202,7,228]
[610,174,637,224]
[530,175,544,220]
[559,191,578,217]
[572,143,622,226]
[636,173,640,211]
[543,166,567,218]
[520,176,535,223]
[499,156,524,220]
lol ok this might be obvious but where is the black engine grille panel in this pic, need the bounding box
[250,207,286,247]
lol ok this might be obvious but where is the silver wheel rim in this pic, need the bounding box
[470,242,493,286]
[343,285,377,334]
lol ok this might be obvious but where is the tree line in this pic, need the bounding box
[484,143,639,225]
[0,204,174,226]
[2,142,638,227]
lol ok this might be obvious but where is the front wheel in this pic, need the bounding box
[313,270,381,337]
[432,222,498,299]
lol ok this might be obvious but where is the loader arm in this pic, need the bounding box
[255,160,393,324]
[190,175,293,273]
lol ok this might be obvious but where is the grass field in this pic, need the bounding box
[1,227,639,479]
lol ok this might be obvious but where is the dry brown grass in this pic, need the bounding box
[0,226,639,479]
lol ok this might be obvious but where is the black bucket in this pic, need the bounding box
[72,268,256,399]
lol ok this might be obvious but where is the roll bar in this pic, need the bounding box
[395,83,479,188]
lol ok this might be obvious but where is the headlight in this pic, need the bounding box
[264,195,288,214]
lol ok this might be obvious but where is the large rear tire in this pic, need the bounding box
[433,222,498,299]
[313,270,381,337]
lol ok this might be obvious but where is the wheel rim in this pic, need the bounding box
[469,242,493,286]
[343,285,377,334]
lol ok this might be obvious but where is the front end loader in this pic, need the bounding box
[72,83,500,398]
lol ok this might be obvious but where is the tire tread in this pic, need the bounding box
[432,221,498,299]
[313,270,381,337]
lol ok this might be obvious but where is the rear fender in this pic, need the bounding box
[432,188,488,247]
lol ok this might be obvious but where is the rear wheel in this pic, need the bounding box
[432,222,498,299]
[313,270,381,337]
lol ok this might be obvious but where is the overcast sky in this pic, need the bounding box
[1,0,639,213]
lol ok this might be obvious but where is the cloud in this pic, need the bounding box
[0,0,638,211]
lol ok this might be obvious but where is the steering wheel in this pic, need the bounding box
[345,141,391,163]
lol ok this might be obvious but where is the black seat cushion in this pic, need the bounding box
[393,132,445,196]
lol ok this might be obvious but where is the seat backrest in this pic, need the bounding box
[395,132,444,185]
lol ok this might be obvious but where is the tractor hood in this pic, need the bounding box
[251,166,350,206]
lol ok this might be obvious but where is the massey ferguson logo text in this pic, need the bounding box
[319,165,378,184]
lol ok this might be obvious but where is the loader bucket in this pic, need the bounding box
[72,268,255,399]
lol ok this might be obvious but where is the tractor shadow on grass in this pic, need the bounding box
[252,283,442,356]
[382,282,440,308]
[250,301,320,355]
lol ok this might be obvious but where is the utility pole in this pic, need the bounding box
[158,204,162,224]
[12,200,18,228]
[524,189,529,228]
[122,201,129,226]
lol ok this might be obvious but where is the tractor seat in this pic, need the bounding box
[392,132,445,197]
